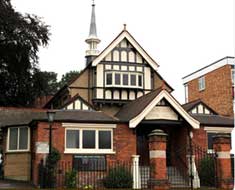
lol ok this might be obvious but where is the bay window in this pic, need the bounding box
[8,127,30,152]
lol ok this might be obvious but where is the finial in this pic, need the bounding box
[92,0,95,6]
[123,24,127,30]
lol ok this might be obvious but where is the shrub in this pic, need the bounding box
[103,166,132,188]
[65,170,77,188]
[198,156,216,186]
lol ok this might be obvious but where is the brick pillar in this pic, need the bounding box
[213,134,233,190]
[148,129,169,190]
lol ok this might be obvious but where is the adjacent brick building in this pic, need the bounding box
[182,56,234,117]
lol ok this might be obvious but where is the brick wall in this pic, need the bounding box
[32,122,136,186]
[187,65,233,116]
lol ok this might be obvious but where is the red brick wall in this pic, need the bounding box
[192,127,207,150]
[32,122,136,186]
[187,65,233,116]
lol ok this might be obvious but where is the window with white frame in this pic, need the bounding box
[105,72,143,88]
[8,127,29,151]
[231,69,235,86]
[65,128,113,153]
[198,76,205,91]
[207,132,231,153]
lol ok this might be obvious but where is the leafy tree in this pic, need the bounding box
[0,0,50,107]
[32,70,59,97]
[59,70,80,88]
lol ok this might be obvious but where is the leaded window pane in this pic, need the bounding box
[131,74,136,86]
[106,73,112,85]
[123,74,128,86]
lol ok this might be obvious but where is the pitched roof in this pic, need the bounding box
[115,88,162,122]
[182,99,218,114]
[91,29,159,70]
[191,114,234,127]
[61,93,95,110]
[0,108,118,127]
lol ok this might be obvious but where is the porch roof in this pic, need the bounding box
[115,88,200,129]
[0,108,118,127]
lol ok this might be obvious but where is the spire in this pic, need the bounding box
[89,0,97,38]
[85,0,100,58]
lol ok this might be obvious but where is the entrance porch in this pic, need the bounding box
[136,121,191,188]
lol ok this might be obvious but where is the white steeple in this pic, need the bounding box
[85,0,100,57]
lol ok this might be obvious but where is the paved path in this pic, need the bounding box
[0,180,34,189]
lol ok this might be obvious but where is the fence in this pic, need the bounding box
[38,159,137,189]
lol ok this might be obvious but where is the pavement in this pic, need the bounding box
[0,180,35,189]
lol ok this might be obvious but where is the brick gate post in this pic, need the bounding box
[213,134,233,190]
[148,129,169,190]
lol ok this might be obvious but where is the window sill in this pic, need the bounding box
[64,150,116,154]
[6,150,30,154]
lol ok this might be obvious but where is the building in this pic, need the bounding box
[182,56,235,117]
[0,2,233,189]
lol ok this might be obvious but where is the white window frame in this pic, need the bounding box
[204,127,232,153]
[105,71,143,89]
[7,126,30,152]
[198,76,205,91]
[231,69,235,86]
[64,127,115,154]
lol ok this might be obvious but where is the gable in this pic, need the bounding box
[145,106,178,121]
[191,103,212,115]
[62,95,93,111]
[103,38,146,64]
[129,90,200,128]
[92,30,159,71]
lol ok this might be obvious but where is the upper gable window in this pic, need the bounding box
[115,73,121,85]
[198,76,205,91]
[123,74,129,86]
[129,51,135,62]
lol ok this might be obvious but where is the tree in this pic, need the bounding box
[59,70,80,88]
[32,70,59,97]
[0,0,50,107]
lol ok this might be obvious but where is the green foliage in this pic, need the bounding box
[45,147,61,188]
[65,170,77,188]
[58,70,80,88]
[103,166,133,188]
[0,0,50,107]
[198,156,216,186]
[46,147,61,168]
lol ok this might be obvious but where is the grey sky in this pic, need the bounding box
[11,0,234,103]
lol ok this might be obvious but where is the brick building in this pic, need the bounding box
[182,56,235,117]
[0,2,233,190]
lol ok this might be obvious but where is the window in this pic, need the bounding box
[106,73,112,85]
[123,74,129,86]
[207,132,231,152]
[99,131,111,149]
[66,130,79,148]
[232,69,235,86]
[198,76,205,91]
[65,128,113,153]
[83,130,95,149]
[73,155,106,171]
[138,75,142,87]
[130,74,136,86]
[115,73,121,85]
[184,84,188,103]
[8,127,29,151]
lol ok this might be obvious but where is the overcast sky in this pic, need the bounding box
[11,0,234,103]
